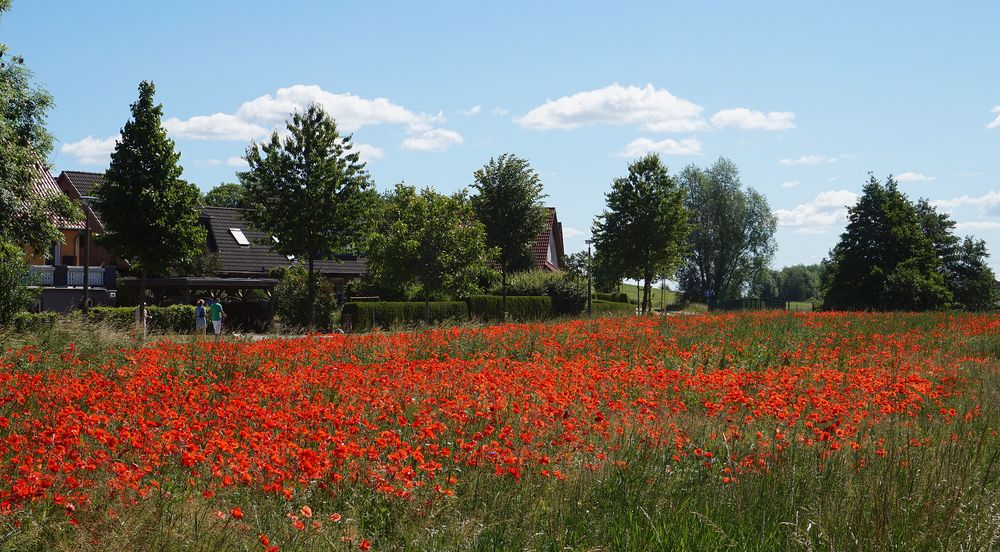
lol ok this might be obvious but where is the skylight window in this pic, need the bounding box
[229,228,250,246]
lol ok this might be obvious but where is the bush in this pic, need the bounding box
[0,243,38,327]
[10,312,58,332]
[491,270,563,296]
[466,295,552,322]
[595,292,629,303]
[88,305,195,333]
[341,301,468,332]
[274,267,338,330]
[591,299,634,316]
[549,276,588,316]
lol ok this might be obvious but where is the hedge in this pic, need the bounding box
[10,312,59,332]
[595,292,630,303]
[341,301,468,331]
[466,295,553,322]
[88,305,196,333]
[590,299,635,316]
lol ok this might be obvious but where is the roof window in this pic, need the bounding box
[229,228,250,246]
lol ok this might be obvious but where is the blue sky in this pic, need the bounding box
[6,1,1000,269]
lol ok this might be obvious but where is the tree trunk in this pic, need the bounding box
[140,266,148,339]
[307,254,316,331]
[635,282,640,315]
[501,268,508,322]
[642,274,651,315]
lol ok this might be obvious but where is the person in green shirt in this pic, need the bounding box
[208,296,226,338]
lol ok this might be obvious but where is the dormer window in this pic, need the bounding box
[229,228,250,246]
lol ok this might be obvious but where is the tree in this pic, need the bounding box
[677,158,777,302]
[95,81,206,324]
[240,103,374,328]
[821,174,949,310]
[204,182,246,208]
[367,184,491,317]
[915,199,996,310]
[752,264,822,302]
[471,154,548,319]
[591,154,689,314]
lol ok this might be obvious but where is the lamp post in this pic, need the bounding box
[80,195,95,314]
[585,239,593,316]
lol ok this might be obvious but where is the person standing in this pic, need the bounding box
[134,302,151,336]
[209,296,226,338]
[194,299,207,336]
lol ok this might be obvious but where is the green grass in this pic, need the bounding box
[616,282,678,308]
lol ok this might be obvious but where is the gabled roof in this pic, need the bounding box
[530,207,564,272]
[59,171,104,199]
[32,163,84,230]
[198,206,367,278]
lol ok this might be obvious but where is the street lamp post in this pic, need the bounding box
[585,239,593,316]
[80,195,95,314]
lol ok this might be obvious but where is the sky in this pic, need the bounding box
[5,1,1000,269]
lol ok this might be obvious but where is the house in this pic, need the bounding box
[25,167,117,311]
[198,206,367,286]
[530,207,565,272]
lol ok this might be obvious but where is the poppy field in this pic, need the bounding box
[1,312,999,550]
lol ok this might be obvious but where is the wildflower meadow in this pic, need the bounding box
[1,312,998,550]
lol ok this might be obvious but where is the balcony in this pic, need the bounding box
[29,265,116,289]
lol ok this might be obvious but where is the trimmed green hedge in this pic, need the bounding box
[591,299,634,316]
[88,305,196,333]
[466,295,553,322]
[595,292,630,303]
[10,312,59,332]
[341,301,468,331]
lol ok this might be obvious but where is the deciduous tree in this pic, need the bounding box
[471,154,548,320]
[204,182,246,208]
[239,103,375,328]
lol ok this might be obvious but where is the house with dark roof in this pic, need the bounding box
[531,207,565,272]
[198,206,367,282]
[25,167,117,311]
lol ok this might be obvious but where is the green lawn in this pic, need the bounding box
[615,283,677,309]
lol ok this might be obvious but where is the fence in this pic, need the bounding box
[708,297,816,312]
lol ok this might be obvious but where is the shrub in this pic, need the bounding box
[591,299,634,316]
[341,301,468,332]
[88,305,195,333]
[466,295,552,322]
[274,267,338,330]
[491,270,563,296]
[10,312,58,332]
[549,276,588,316]
[595,292,629,303]
[0,243,38,327]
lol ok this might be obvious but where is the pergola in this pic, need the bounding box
[120,277,279,306]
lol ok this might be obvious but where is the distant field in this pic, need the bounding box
[787,300,818,312]
[616,283,677,308]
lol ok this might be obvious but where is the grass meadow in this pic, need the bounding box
[0,312,997,551]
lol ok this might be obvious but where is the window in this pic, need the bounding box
[229,228,250,246]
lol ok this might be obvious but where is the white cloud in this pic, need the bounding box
[236,85,442,133]
[226,157,248,167]
[516,83,707,132]
[781,181,800,188]
[895,171,935,182]
[60,135,118,165]
[401,129,463,152]
[353,143,385,161]
[562,226,585,239]
[932,191,1000,216]
[491,107,509,116]
[987,106,1000,129]
[618,137,702,158]
[164,113,268,141]
[711,108,795,130]
[462,105,482,116]
[779,154,853,166]
[775,190,859,228]
[956,221,1000,232]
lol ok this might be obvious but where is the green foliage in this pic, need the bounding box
[595,292,629,303]
[491,270,563,296]
[548,274,588,316]
[341,301,468,331]
[822,175,951,310]
[592,154,689,314]
[86,305,195,333]
[95,81,206,282]
[677,157,777,302]
[240,103,375,328]
[752,264,822,302]
[367,184,492,302]
[471,153,549,316]
[915,199,997,311]
[590,299,634,316]
[466,295,552,322]
[10,311,57,332]
[274,266,338,331]
[203,182,246,208]
[0,243,37,325]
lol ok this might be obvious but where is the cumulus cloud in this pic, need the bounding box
[401,129,464,152]
[353,143,385,161]
[618,137,702,158]
[516,83,708,132]
[781,181,800,188]
[711,108,795,130]
[462,105,482,116]
[775,190,859,228]
[895,172,935,182]
[987,106,1000,129]
[60,135,118,165]
[932,191,1000,216]
[163,113,267,141]
[957,221,1000,232]
[779,154,853,166]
